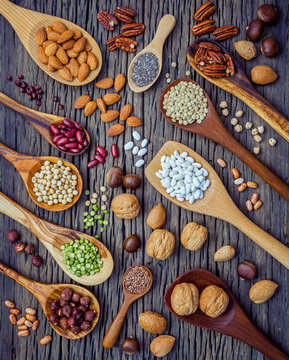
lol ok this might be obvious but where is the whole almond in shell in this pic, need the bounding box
[139,312,167,334]
[78,63,90,82]
[73,37,87,52]
[56,47,69,64]
[57,29,74,44]
[249,280,278,304]
[120,104,132,121]
[146,204,166,229]
[101,110,119,123]
[44,42,57,57]
[114,73,126,92]
[251,65,277,85]
[150,335,175,358]
[62,39,75,50]
[74,94,91,109]
[37,46,48,64]
[35,27,47,45]
[52,21,67,34]
[214,245,235,261]
[58,68,73,81]
[96,97,106,113]
[47,31,60,42]
[48,56,63,69]
[69,58,80,77]
[73,28,82,40]
[233,40,257,60]
[67,49,79,58]
[43,40,56,49]
[95,78,114,89]
[127,116,142,127]
[77,51,88,65]
[84,101,97,116]
[87,52,98,70]
[107,123,125,137]
[103,93,120,106]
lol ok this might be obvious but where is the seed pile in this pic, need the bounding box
[156,150,211,203]
[123,266,151,294]
[131,53,159,87]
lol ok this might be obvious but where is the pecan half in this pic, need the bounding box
[194,47,208,62]
[97,10,118,31]
[213,25,239,41]
[114,6,136,23]
[121,23,145,37]
[199,42,220,52]
[115,37,137,52]
[203,64,227,78]
[194,1,216,21]
[191,19,216,36]
[224,53,235,76]
[208,50,226,64]
[106,34,124,51]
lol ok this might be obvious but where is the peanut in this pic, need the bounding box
[4,300,15,308]
[40,335,52,345]
[232,168,240,179]
[237,183,247,192]
[24,320,33,328]
[254,200,263,210]
[18,330,30,337]
[26,314,36,322]
[25,308,36,315]
[18,325,28,330]
[247,181,258,189]
[246,200,253,211]
[217,158,227,168]
[32,320,40,331]
[16,317,26,325]
[251,193,259,204]
[9,314,17,325]
[10,308,20,315]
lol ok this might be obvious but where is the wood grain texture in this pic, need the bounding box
[0,0,288,360]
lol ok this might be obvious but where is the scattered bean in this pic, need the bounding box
[26,314,36,322]
[185,70,191,76]
[232,168,240,179]
[135,159,145,168]
[246,200,253,211]
[217,159,227,168]
[17,317,26,325]
[9,314,17,325]
[124,141,134,151]
[132,146,139,155]
[141,139,148,148]
[237,183,247,192]
[5,300,15,308]
[234,178,244,185]
[40,335,52,345]
[138,148,147,157]
[18,325,28,330]
[111,144,119,158]
[10,308,20,315]
[254,200,263,210]
[251,193,259,204]
[132,131,141,141]
[24,320,33,328]
[32,320,40,331]
[18,330,30,337]
[247,181,258,189]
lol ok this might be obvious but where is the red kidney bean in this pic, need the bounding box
[82,139,88,147]
[68,137,77,142]
[57,124,66,129]
[63,119,75,128]
[58,145,67,151]
[111,144,119,158]
[78,144,83,150]
[87,159,98,168]
[60,129,67,135]
[65,128,77,137]
[49,124,60,135]
[70,148,81,153]
[56,137,69,146]
[94,154,105,164]
[65,142,78,149]
[96,146,107,157]
[75,122,84,131]
[75,130,84,143]
[52,134,63,144]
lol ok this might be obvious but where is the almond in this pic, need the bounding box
[127,116,142,127]
[100,110,119,123]
[45,42,57,57]
[96,97,106,113]
[139,312,167,334]
[48,63,56,72]
[48,56,63,70]
[57,29,74,44]
[249,280,278,304]
[251,65,277,85]
[73,37,87,53]
[66,49,79,58]
[146,204,166,229]
[35,27,47,45]
[73,28,82,40]
[46,26,53,34]
[120,104,133,121]
[58,68,73,81]
[77,51,87,65]
[114,73,126,92]
[78,63,90,82]
[69,58,80,78]
[102,93,121,106]
[74,95,91,109]
[84,101,97,116]
[85,42,92,52]
[62,39,75,50]
[87,52,98,70]
[214,245,236,261]
[47,31,60,42]
[37,46,48,64]
[56,46,69,65]
[52,21,67,34]
[95,78,114,89]
[107,123,125,136]
[43,40,56,49]
[233,40,257,60]
[150,335,175,358]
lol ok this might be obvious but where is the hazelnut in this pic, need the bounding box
[146,229,175,260]
[261,38,278,58]
[123,174,142,190]
[257,4,277,23]
[59,317,69,330]
[106,166,124,188]
[123,234,141,253]
[112,193,140,219]
[49,300,60,311]
[24,243,35,255]
[180,222,208,251]
[7,230,20,243]
[199,285,229,318]
[61,288,73,301]
[84,310,96,322]
[71,326,81,334]
[81,320,91,331]
[246,19,264,42]
[48,312,60,325]
[171,282,199,316]
[237,261,257,280]
[14,241,26,254]
[121,337,140,355]
[146,204,166,229]
[31,255,43,267]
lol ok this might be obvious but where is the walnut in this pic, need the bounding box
[146,229,175,260]
[181,222,208,251]
[171,283,199,316]
[199,285,229,318]
[112,193,140,219]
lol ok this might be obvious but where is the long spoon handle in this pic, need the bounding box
[150,14,176,49]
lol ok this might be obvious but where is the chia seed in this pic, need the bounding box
[123,265,151,294]
[131,53,159,87]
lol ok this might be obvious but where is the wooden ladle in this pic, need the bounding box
[187,38,289,143]
[0,261,100,340]
[160,79,289,202]
[0,142,83,212]
[164,268,289,360]
[0,92,90,155]
[0,191,114,286]
[0,0,102,86]
[145,141,289,270]
[102,265,153,348]
[128,14,176,93]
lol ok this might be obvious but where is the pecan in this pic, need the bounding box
[208,50,226,64]
[194,47,208,62]
[224,53,235,76]
[97,10,118,31]
[203,64,227,78]
[115,37,137,52]
[194,1,216,21]
[114,6,136,23]
[213,25,239,41]
[121,23,146,37]
[199,41,220,52]
[106,34,124,51]
[191,19,216,36]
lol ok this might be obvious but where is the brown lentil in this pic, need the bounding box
[232,168,240,179]
[237,183,247,192]
[246,200,253,211]
[247,181,258,189]
[251,193,259,204]
[254,200,263,210]
[123,266,151,294]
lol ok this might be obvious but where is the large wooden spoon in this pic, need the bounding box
[145,141,289,269]
[164,268,288,360]
[187,38,289,142]
[0,142,83,212]
[0,0,102,86]
[0,92,90,155]
[0,261,100,340]
[160,79,289,202]
[0,191,114,286]
[127,14,176,93]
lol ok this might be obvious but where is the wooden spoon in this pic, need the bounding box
[0,191,114,286]
[0,0,102,86]
[0,261,100,340]
[160,79,289,202]
[127,14,176,93]
[102,265,153,348]
[187,38,289,143]
[0,142,83,212]
[0,92,90,155]
[145,141,289,269]
[164,268,289,360]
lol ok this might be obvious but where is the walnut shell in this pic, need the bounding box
[199,285,229,318]
[146,204,166,229]
[150,335,175,358]
[146,229,175,260]
[171,283,199,316]
[181,222,208,251]
[111,193,140,219]
[249,280,278,304]
[139,311,167,334]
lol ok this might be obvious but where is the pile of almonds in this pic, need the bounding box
[35,21,98,82]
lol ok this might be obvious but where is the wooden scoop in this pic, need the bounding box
[145,141,289,270]
[187,38,289,143]
[160,79,289,202]
[0,92,90,155]
[164,268,289,360]
[0,261,100,340]
[0,0,102,86]
[128,14,176,93]
[0,142,83,212]
[102,265,153,349]
[0,191,114,286]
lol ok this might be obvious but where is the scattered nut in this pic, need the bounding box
[269,138,277,147]
[25,244,35,255]
[253,146,261,155]
[14,242,26,254]
[139,311,167,334]
[123,234,141,253]
[246,19,264,42]
[254,135,262,143]
[111,194,140,219]
[230,118,238,125]
[221,109,229,116]
[235,110,244,118]
[146,204,166,229]
[257,126,264,134]
[214,245,236,261]
[199,285,229,318]
[171,282,199,316]
[123,174,142,190]
[249,280,278,304]
[181,222,208,251]
[146,229,175,260]
[245,121,253,129]
[31,255,43,267]
[219,101,228,109]
[237,261,257,280]
[234,124,243,132]
[121,337,139,355]
[258,4,278,24]
[251,65,278,85]
[261,37,279,58]
[7,230,20,243]
[106,166,124,188]
[233,40,257,60]
[150,335,175,358]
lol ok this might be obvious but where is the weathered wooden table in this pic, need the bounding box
[0,1,288,359]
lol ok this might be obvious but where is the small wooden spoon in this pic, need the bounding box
[145,141,289,269]
[0,261,100,340]
[128,14,176,93]
[0,191,114,286]
[0,0,102,86]
[160,79,289,202]
[0,142,83,212]
[187,38,289,143]
[164,268,289,360]
[102,265,153,348]
[0,92,90,155]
